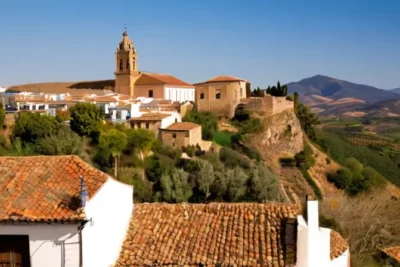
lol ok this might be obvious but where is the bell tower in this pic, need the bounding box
[115,30,139,96]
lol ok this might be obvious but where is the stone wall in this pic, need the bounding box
[240,95,293,116]
[161,127,202,148]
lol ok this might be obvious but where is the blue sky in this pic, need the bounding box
[0,0,399,89]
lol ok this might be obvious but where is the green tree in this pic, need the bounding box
[225,167,248,201]
[126,128,156,156]
[99,129,128,178]
[37,126,82,155]
[12,112,59,143]
[159,168,192,203]
[247,164,281,202]
[296,103,320,140]
[196,159,215,199]
[0,103,6,128]
[183,110,218,140]
[328,167,353,189]
[69,103,103,137]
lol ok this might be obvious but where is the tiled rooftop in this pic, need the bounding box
[138,73,193,88]
[115,203,301,267]
[0,156,109,223]
[196,75,247,84]
[129,112,171,121]
[165,122,200,131]
[330,230,349,260]
[381,246,400,263]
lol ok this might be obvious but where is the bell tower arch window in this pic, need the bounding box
[126,59,130,70]
[119,59,123,71]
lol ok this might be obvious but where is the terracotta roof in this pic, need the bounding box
[0,156,109,223]
[330,230,349,260]
[165,122,200,131]
[196,76,247,84]
[115,202,301,267]
[129,112,171,121]
[137,73,193,88]
[7,82,114,95]
[381,246,400,263]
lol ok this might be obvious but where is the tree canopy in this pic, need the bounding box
[69,103,103,137]
[12,112,59,143]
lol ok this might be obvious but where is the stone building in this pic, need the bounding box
[194,76,251,118]
[238,94,294,116]
[114,31,194,101]
[160,122,202,148]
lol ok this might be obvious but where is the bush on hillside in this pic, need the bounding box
[219,147,251,169]
[183,110,218,140]
[328,167,352,189]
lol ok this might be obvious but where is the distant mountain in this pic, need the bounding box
[390,88,400,94]
[286,75,399,104]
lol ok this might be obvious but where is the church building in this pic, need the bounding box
[114,30,195,102]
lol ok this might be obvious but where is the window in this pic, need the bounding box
[172,133,177,139]
[200,92,205,99]
[126,59,130,70]
[149,90,153,98]
[175,118,178,122]
[216,89,221,99]
[137,123,141,129]
[146,123,149,129]
[119,59,123,71]
[0,235,31,267]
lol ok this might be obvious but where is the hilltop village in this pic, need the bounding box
[0,30,354,267]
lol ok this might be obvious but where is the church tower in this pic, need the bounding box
[115,30,139,96]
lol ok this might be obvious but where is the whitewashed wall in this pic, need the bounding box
[165,87,195,102]
[82,178,133,267]
[160,112,182,128]
[0,224,80,267]
[330,249,350,267]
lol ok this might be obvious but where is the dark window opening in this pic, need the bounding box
[173,133,177,139]
[119,59,123,71]
[216,92,221,99]
[175,118,178,122]
[0,235,31,267]
[126,59,130,70]
[200,92,205,99]
[137,123,141,129]
[149,90,154,98]
[146,123,149,129]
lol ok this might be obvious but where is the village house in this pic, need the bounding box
[194,75,251,118]
[0,156,350,267]
[0,156,133,267]
[160,122,202,148]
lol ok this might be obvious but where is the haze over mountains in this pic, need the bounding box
[286,75,400,117]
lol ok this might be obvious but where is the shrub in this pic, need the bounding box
[183,145,196,157]
[219,147,251,169]
[247,164,281,202]
[279,157,296,167]
[118,167,152,202]
[344,157,363,173]
[12,112,59,144]
[294,143,315,170]
[328,168,352,189]
[183,110,218,140]
[325,157,331,165]
[37,126,83,155]
[157,168,193,203]
[301,168,323,200]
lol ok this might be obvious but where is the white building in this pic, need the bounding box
[0,156,133,267]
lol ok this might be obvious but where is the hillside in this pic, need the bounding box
[286,75,399,104]
[390,87,400,94]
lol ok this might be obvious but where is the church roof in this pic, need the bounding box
[0,156,109,223]
[136,73,193,88]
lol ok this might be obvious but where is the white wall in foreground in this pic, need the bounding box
[82,178,133,267]
[0,224,80,267]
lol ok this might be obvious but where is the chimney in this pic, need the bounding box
[306,195,321,267]
[80,175,89,207]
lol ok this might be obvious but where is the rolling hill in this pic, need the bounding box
[286,75,399,103]
[390,88,400,94]
[286,75,400,116]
